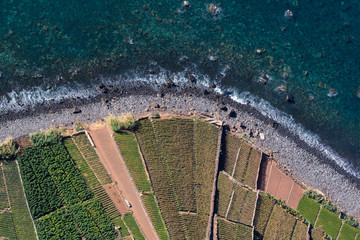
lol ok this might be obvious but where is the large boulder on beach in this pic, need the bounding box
[72,107,81,114]
[229,109,237,118]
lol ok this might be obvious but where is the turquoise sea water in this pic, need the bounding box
[0,1,359,175]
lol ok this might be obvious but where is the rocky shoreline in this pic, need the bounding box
[0,81,359,220]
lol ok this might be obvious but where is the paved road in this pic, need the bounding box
[89,127,158,240]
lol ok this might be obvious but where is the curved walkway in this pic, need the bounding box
[88,126,158,240]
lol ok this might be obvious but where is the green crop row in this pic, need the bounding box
[0,166,9,210]
[72,133,112,185]
[253,193,275,237]
[93,185,121,219]
[238,189,257,225]
[338,223,360,240]
[182,213,208,239]
[216,171,234,217]
[232,142,251,183]
[123,212,145,240]
[135,119,186,240]
[153,118,196,212]
[263,204,297,239]
[296,195,321,225]
[242,148,262,189]
[222,132,241,175]
[113,131,151,191]
[36,207,81,240]
[2,161,37,240]
[141,193,169,240]
[0,211,17,240]
[112,216,130,238]
[227,184,247,222]
[63,137,101,189]
[194,119,219,215]
[217,219,253,240]
[234,222,253,239]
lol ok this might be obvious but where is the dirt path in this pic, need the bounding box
[88,126,158,240]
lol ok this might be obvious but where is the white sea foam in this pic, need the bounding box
[0,66,359,179]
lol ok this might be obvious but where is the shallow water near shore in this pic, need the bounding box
[0,1,359,175]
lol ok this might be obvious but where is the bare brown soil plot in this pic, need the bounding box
[287,183,304,210]
[89,127,158,240]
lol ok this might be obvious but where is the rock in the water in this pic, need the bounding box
[72,107,81,114]
[229,109,237,118]
[97,83,105,89]
[277,85,288,92]
[167,78,175,87]
[286,94,294,103]
[183,1,190,8]
[355,88,360,99]
[203,89,209,95]
[151,102,160,108]
[188,75,196,83]
[210,83,216,88]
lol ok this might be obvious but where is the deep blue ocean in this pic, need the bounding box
[0,1,359,176]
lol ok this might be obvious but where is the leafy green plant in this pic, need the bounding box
[106,113,136,132]
[151,113,160,118]
[30,128,62,147]
[344,215,359,228]
[0,137,19,160]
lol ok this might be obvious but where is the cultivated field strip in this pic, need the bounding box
[263,204,297,240]
[315,207,343,239]
[253,193,275,236]
[194,119,219,215]
[135,119,186,240]
[227,184,257,225]
[0,166,9,210]
[242,148,262,189]
[2,161,37,240]
[113,131,152,192]
[0,211,17,240]
[63,137,101,189]
[291,220,308,240]
[217,218,253,240]
[72,133,112,185]
[152,118,196,212]
[216,171,234,217]
[93,185,121,219]
[232,142,251,182]
[296,195,321,226]
[222,133,241,175]
[181,213,208,240]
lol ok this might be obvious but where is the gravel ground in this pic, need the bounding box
[0,83,359,220]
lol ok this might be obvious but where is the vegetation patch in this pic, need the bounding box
[106,113,136,132]
[141,193,169,240]
[123,212,145,240]
[234,222,253,239]
[226,184,246,222]
[112,216,130,238]
[30,128,62,147]
[93,185,121,219]
[0,137,19,160]
[232,142,251,183]
[337,223,360,240]
[216,171,234,217]
[72,133,112,185]
[217,219,253,240]
[2,160,37,240]
[297,195,321,225]
[0,167,9,210]
[311,227,326,240]
[114,131,151,191]
[0,211,17,240]
[242,148,262,189]
[315,208,342,239]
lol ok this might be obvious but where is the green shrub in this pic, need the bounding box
[344,215,359,228]
[151,113,160,118]
[0,137,20,160]
[106,114,136,132]
[30,128,62,147]
[74,120,86,131]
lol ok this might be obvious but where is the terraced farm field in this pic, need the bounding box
[297,195,321,225]
[338,223,360,240]
[222,133,241,174]
[254,193,275,237]
[216,171,234,217]
[2,160,37,240]
[217,218,253,240]
[263,204,297,239]
[315,208,342,239]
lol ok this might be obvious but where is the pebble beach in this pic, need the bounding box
[0,82,359,220]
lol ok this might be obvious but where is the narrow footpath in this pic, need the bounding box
[88,126,158,240]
